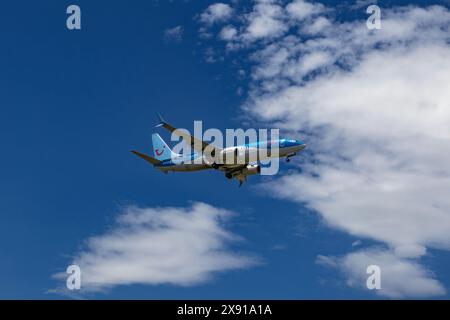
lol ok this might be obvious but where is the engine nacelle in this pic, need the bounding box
[220,146,247,164]
[242,164,261,176]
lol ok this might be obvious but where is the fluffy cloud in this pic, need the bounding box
[286,0,325,21]
[244,0,287,40]
[200,3,233,25]
[199,1,450,297]
[57,203,257,292]
[317,248,446,298]
[256,45,450,251]
[219,25,238,41]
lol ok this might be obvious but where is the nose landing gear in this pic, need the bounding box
[286,152,296,162]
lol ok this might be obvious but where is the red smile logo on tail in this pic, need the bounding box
[155,145,165,156]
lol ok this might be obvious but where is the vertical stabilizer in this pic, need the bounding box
[152,133,177,161]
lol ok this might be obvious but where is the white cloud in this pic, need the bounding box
[244,1,287,40]
[394,245,427,259]
[219,25,238,41]
[200,1,450,297]
[57,202,257,292]
[200,3,233,25]
[318,248,446,298]
[254,45,450,297]
[301,16,331,34]
[164,25,183,42]
[286,0,325,21]
[254,44,450,251]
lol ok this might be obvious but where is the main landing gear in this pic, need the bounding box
[225,172,244,187]
[212,163,220,169]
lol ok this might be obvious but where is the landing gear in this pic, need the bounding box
[225,172,245,186]
[286,152,296,163]
[235,174,247,187]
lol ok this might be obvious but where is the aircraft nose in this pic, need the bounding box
[296,140,306,150]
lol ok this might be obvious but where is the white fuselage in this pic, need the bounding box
[158,140,306,172]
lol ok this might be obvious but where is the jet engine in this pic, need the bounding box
[226,164,261,187]
[242,164,261,176]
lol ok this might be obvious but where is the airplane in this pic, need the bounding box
[131,114,306,186]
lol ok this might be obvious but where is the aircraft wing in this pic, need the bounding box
[131,150,162,166]
[220,164,247,172]
[156,113,222,155]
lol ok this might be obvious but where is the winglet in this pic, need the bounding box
[155,113,166,127]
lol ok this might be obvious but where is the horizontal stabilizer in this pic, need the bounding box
[131,150,162,166]
[155,113,166,128]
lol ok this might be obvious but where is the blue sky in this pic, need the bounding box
[1,0,450,299]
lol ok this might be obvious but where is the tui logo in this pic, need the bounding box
[155,145,165,156]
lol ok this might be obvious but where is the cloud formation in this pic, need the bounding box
[200,3,233,25]
[199,1,450,297]
[243,0,288,40]
[317,248,446,298]
[60,202,257,292]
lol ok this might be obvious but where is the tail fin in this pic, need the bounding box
[152,133,177,161]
